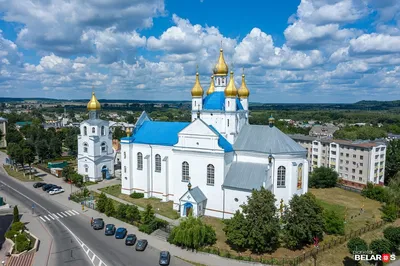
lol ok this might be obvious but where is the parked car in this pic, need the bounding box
[159,251,171,265]
[115,227,127,239]
[125,234,137,246]
[105,224,116,236]
[92,218,104,230]
[49,188,64,195]
[33,182,46,188]
[42,184,54,191]
[47,186,62,193]
[135,239,148,251]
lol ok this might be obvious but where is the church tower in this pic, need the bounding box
[77,91,114,182]
[224,71,238,143]
[213,48,229,92]
[238,68,250,121]
[191,67,204,121]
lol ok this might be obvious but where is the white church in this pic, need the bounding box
[77,92,114,181]
[120,49,309,219]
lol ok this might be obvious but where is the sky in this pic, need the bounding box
[1,0,400,103]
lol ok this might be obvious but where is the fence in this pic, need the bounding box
[336,183,362,194]
[197,220,386,265]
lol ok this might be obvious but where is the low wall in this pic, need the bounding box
[5,230,40,256]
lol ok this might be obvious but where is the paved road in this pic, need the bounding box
[0,171,192,266]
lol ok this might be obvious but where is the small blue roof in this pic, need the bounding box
[209,125,233,152]
[123,121,190,146]
[203,91,244,111]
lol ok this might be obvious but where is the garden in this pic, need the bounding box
[5,206,35,253]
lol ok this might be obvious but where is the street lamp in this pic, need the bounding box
[14,234,17,251]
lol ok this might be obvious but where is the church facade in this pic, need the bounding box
[77,93,114,182]
[120,49,309,219]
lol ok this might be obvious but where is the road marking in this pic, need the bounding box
[71,210,79,215]
[0,180,108,266]
[39,216,46,222]
[44,216,51,221]
[49,215,55,220]
[54,213,62,218]
[60,212,68,217]
[67,210,75,216]
[51,214,59,219]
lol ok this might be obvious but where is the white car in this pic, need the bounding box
[49,188,64,195]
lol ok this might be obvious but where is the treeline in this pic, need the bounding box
[333,126,388,140]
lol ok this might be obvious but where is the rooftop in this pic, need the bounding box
[223,162,270,191]
[202,91,244,111]
[289,134,386,148]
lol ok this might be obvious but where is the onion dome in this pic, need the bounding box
[87,92,101,111]
[191,72,204,97]
[224,71,237,98]
[126,127,131,137]
[238,72,250,99]
[213,49,229,76]
[206,75,215,95]
[268,115,275,127]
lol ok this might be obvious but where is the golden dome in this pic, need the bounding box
[191,72,204,97]
[238,72,250,99]
[87,92,101,111]
[213,49,229,76]
[206,75,215,95]
[224,71,237,98]
[126,127,131,137]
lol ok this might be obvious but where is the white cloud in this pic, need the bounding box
[350,33,400,54]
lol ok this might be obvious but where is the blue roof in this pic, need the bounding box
[209,125,234,152]
[123,121,190,146]
[203,92,244,111]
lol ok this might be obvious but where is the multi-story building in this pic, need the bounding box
[290,134,386,189]
[0,117,7,148]
[309,124,339,138]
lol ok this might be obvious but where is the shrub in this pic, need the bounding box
[347,237,368,254]
[11,222,25,232]
[361,183,388,203]
[323,209,345,235]
[130,191,144,199]
[13,205,19,223]
[138,219,158,234]
[96,192,108,213]
[5,230,18,240]
[125,205,141,223]
[104,198,115,217]
[308,167,338,188]
[116,204,128,220]
[15,233,30,252]
[381,203,399,222]
[383,226,400,248]
[370,238,393,254]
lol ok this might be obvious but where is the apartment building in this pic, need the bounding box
[0,117,7,148]
[290,134,386,189]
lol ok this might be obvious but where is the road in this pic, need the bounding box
[0,171,192,266]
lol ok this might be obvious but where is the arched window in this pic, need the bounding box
[101,126,105,136]
[277,166,286,188]
[207,164,215,186]
[227,101,230,107]
[83,143,88,153]
[84,164,88,173]
[83,126,87,136]
[101,142,106,152]
[155,154,161,172]
[123,152,126,159]
[137,152,143,170]
[182,161,189,182]
[124,166,127,173]
[92,127,95,133]
[297,163,303,189]
[227,119,230,127]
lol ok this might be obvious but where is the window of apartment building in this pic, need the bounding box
[340,160,343,163]
[339,166,343,170]
[313,148,318,152]
[380,154,384,158]
[360,155,363,160]
[359,170,362,174]
[352,169,355,173]
[352,175,355,180]
[331,151,336,155]
[380,162,384,166]
[322,150,325,154]
[353,154,356,158]
[323,144,326,147]
[345,174,348,178]
[322,156,325,160]
[375,163,379,167]
[375,148,379,152]
[353,162,356,165]
[340,152,343,156]
[375,155,379,159]
[358,177,362,181]
[322,163,325,166]
[361,149,364,152]
[346,160,349,164]
[346,153,349,157]
[360,163,363,166]
[381,147,385,151]
[345,167,348,171]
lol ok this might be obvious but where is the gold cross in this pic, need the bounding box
[196,64,199,73]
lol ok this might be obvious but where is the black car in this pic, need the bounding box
[159,251,170,265]
[125,234,137,246]
[42,184,55,191]
[33,182,46,188]
[92,218,104,230]
[105,224,116,236]
[135,239,148,251]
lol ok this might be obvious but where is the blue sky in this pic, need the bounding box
[1,0,400,103]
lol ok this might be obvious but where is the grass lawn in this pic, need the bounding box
[3,165,43,182]
[310,187,383,234]
[175,257,207,266]
[99,185,180,220]
[300,219,400,266]
[201,187,384,261]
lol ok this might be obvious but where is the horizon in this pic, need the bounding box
[1,0,400,103]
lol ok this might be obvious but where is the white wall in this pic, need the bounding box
[223,189,251,219]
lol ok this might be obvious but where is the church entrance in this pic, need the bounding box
[101,165,107,180]
[183,202,193,217]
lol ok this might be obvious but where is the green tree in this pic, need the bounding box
[370,239,393,254]
[96,192,108,213]
[116,204,128,220]
[7,143,21,169]
[381,203,399,222]
[385,139,400,185]
[361,182,388,202]
[5,127,23,144]
[112,127,126,140]
[22,145,36,178]
[49,137,62,158]
[13,205,20,222]
[126,115,137,124]
[309,167,338,188]
[240,187,281,253]
[70,173,83,187]
[323,209,345,235]
[387,173,400,206]
[347,237,368,254]
[62,165,73,182]
[223,210,248,250]
[104,198,115,217]
[383,226,400,248]
[282,193,325,249]
[168,216,216,249]
[141,204,155,224]
[35,139,49,162]
[125,205,141,223]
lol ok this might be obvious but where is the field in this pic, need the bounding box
[99,185,180,219]
[3,165,43,182]
[201,187,385,261]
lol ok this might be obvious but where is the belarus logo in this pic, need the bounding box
[353,252,396,262]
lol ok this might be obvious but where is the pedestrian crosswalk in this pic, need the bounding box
[39,210,80,223]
